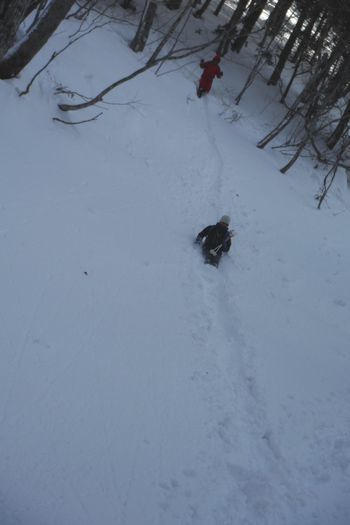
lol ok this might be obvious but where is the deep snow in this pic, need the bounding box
[0,5,350,525]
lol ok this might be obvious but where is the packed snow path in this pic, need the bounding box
[1,21,350,525]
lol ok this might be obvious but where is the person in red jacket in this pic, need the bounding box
[197,53,223,98]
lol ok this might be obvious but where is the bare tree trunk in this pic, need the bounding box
[130,0,157,52]
[290,6,318,63]
[322,43,350,108]
[257,57,327,149]
[231,0,268,53]
[0,0,32,60]
[121,0,135,10]
[279,95,321,173]
[257,106,297,149]
[213,0,226,17]
[259,0,293,48]
[280,50,302,103]
[146,0,193,64]
[280,7,319,102]
[279,136,308,173]
[327,98,350,150]
[165,0,183,9]
[0,0,75,78]
[217,0,250,56]
[305,9,327,64]
[317,137,350,209]
[235,42,273,104]
[267,3,309,85]
[193,0,213,18]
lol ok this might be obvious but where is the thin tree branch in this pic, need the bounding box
[19,21,111,96]
[58,36,219,112]
[53,112,103,124]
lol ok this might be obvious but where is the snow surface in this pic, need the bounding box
[0,6,350,525]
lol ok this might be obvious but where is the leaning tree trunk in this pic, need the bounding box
[130,0,157,52]
[326,61,350,108]
[267,2,309,86]
[0,0,32,60]
[165,0,182,10]
[0,0,74,78]
[146,0,193,64]
[279,48,303,103]
[217,0,250,56]
[231,0,269,53]
[317,137,350,209]
[321,38,350,108]
[193,0,213,18]
[327,98,350,150]
[257,56,327,150]
[213,0,226,17]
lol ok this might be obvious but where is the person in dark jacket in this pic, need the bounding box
[195,215,232,267]
[197,53,223,98]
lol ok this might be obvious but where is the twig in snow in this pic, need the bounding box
[52,112,103,125]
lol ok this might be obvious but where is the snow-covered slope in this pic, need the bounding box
[0,10,349,525]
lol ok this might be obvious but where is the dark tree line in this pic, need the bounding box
[197,0,350,200]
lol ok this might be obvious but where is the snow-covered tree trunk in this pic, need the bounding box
[0,0,32,61]
[0,0,74,78]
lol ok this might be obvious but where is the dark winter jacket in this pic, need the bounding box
[199,57,223,93]
[196,222,231,255]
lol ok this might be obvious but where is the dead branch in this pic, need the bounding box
[52,112,103,125]
[57,34,219,112]
[54,85,91,100]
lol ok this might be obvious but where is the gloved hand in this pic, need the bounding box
[218,71,223,78]
[194,237,201,245]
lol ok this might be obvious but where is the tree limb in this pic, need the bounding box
[53,112,103,124]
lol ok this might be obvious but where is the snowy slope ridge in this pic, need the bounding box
[1,12,350,525]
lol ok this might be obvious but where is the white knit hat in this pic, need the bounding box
[220,215,230,225]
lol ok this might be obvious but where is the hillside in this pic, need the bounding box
[0,6,349,525]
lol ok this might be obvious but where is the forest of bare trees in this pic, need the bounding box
[2,0,350,205]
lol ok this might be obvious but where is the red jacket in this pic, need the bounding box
[199,58,222,92]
